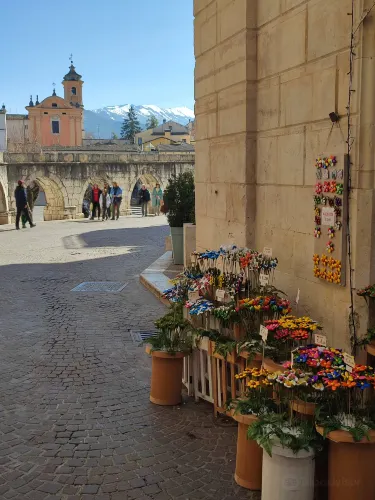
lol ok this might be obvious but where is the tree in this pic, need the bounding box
[111,132,119,139]
[120,105,142,142]
[145,115,159,130]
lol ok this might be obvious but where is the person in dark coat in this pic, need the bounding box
[90,184,102,220]
[139,184,151,217]
[14,180,35,230]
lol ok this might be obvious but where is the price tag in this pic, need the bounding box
[346,365,353,373]
[296,289,300,305]
[322,207,336,226]
[215,289,226,302]
[343,353,355,368]
[259,273,269,287]
[314,334,327,347]
[263,247,273,257]
[188,290,200,303]
[291,348,298,368]
[260,325,268,343]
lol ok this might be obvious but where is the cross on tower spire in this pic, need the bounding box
[69,53,73,65]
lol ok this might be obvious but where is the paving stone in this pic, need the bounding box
[0,220,259,500]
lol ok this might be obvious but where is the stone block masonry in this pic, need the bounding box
[194,0,375,352]
[0,150,194,221]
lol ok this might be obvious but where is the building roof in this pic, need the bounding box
[152,120,189,135]
[42,144,140,152]
[7,114,28,120]
[157,143,195,152]
[63,64,82,82]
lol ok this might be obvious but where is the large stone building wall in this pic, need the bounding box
[1,151,194,221]
[194,0,375,350]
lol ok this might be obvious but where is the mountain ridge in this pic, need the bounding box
[84,104,194,138]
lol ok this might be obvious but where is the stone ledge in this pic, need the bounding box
[139,251,173,305]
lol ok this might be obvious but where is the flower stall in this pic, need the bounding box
[143,245,375,499]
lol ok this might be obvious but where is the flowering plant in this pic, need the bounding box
[357,284,375,298]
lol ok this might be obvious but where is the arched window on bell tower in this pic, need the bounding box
[71,87,77,95]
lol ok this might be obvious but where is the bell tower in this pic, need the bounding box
[62,56,83,107]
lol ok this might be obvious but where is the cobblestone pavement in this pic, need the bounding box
[0,218,258,500]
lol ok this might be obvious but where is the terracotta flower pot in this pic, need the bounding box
[146,346,186,406]
[261,444,315,500]
[291,398,316,417]
[231,412,262,490]
[316,426,375,500]
[263,358,284,372]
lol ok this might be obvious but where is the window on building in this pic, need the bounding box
[71,87,77,95]
[52,120,60,134]
[62,112,66,115]
[52,103,57,108]
[44,112,48,115]
[182,139,187,143]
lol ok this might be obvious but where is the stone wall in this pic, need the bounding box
[1,151,194,221]
[194,0,375,350]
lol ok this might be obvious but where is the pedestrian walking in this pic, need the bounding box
[104,182,112,219]
[151,183,163,216]
[100,188,111,221]
[111,182,122,220]
[90,184,102,220]
[139,184,151,217]
[14,180,35,230]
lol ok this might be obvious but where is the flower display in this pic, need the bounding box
[357,284,375,298]
[187,298,215,315]
[328,226,335,239]
[238,296,291,314]
[314,226,321,238]
[323,181,330,193]
[336,183,344,195]
[265,316,321,347]
[315,156,337,169]
[315,182,323,194]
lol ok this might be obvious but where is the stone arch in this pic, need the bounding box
[0,181,9,225]
[23,176,66,221]
[127,171,164,211]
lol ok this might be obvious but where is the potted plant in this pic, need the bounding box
[248,413,320,500]
[228,367,277,490]
[162,171,195,265]
[315,363,375,500]
[144,303,193,405]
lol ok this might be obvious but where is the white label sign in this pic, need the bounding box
[259,272,269,286]
[188,290,200,303]
[322,207,336,226]
[314,334,327,347]
[263,247,273,257]
[343,353,355,368]
[346,365,353,373]
[215,289,226,302]
[260,325,268,343]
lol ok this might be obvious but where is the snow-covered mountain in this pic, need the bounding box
[84,104,194,138]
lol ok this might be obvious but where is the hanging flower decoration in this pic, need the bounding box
[313,254,320,265]
[335,221,342,231]
[328,226,335,239]
[334,196,342,207]
[329,181,337,193]
[336,183,344,195]
[315,216,321,225]
[315,183,323,194]
[315,207,321,217]
[315,156,337,169]
[314,227,321,239]
[314,195,321,206]
[321,196,327,206]
[321,254,328,266]
[323,181,331,193]
[326,241,334,254]
[334,207,341,217]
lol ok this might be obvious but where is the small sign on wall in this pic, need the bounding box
[321,207,335,226]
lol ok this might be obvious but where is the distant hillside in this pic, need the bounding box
[85,104,194,138]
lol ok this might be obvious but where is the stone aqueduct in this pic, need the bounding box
[0,151,195,223]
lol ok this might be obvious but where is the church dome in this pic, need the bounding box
[63,64,82,82]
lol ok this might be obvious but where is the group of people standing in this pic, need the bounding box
[139,184,163,217]
[89,182,123,221]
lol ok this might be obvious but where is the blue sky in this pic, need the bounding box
[1,0,194,113]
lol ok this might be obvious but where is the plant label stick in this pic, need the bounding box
[263,247,272,257]
[259,272,269,287]
[314,334,327,347]
[260,325,268,343]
